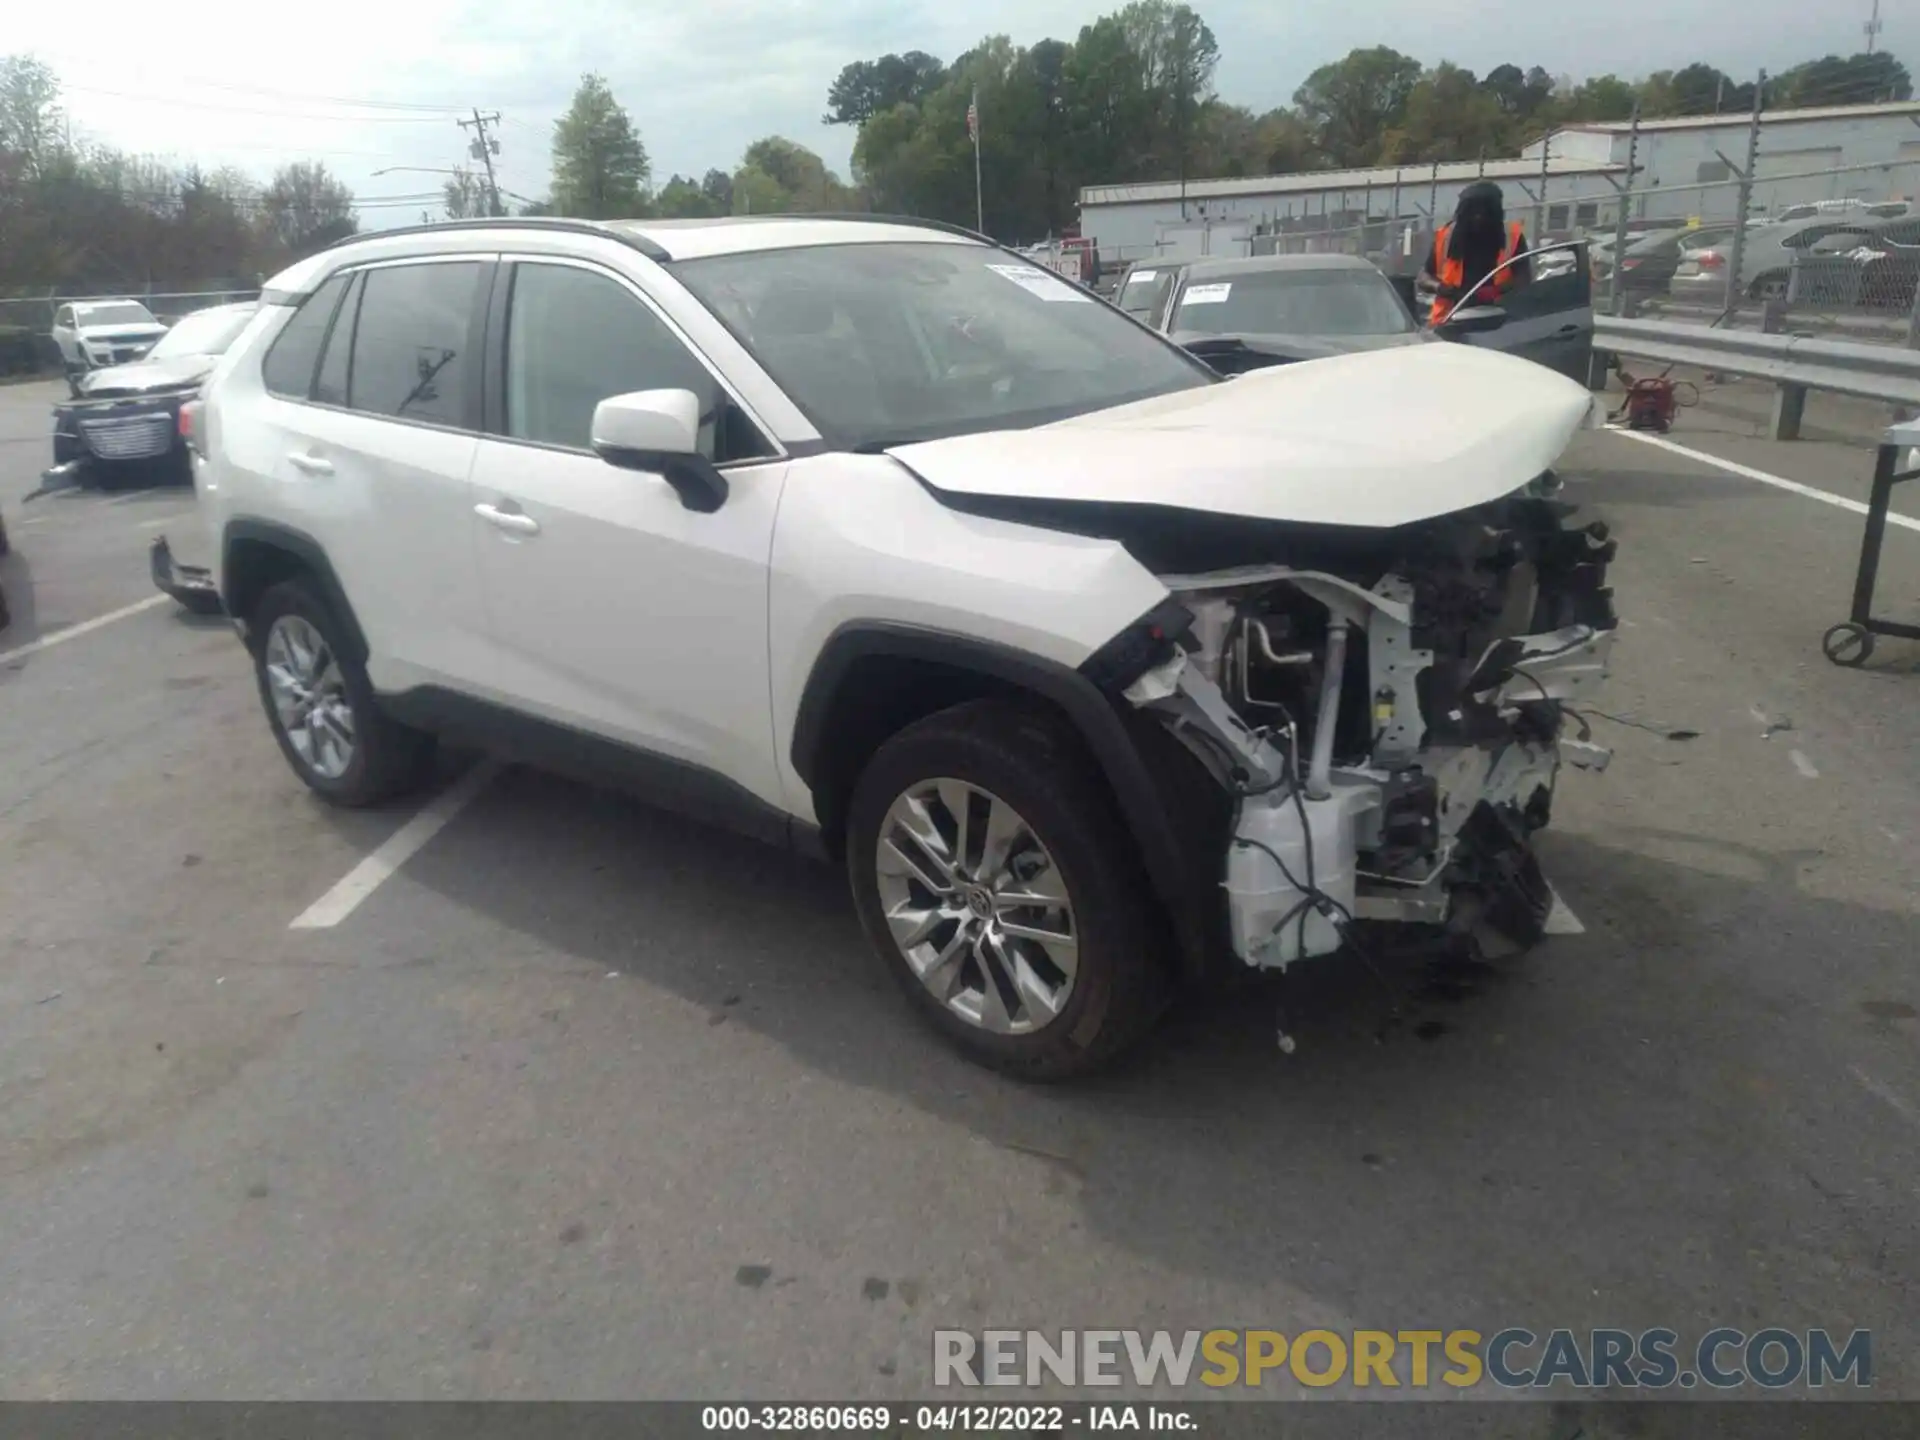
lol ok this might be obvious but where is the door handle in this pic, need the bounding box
[475,502,540,536]
[1555,324,1583,336]
[286,452,333,476]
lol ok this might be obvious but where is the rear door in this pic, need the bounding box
[256,257,494,696]
[1453,244,1594,384]
[51,306,77,364]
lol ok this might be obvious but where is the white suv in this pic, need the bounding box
[192,215,1619,1077]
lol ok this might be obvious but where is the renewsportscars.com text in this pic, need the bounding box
[932,1328,1871,1391]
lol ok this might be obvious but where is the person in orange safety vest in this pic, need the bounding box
[1420,181,1531,325]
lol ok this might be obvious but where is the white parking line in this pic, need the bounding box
[1543,891,1586,935]
[288,761,500,929]
[104,487,166,507]
[1614,430,1920,534]
[0,594,169,663]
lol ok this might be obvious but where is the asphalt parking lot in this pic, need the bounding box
[1,373,1917,1411]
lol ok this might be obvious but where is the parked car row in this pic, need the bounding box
[1612,212,1920,310]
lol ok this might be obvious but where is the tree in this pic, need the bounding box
[0,54,63,177]
[1556,74,1638,122]
[1482,63,1553,119]
[824,51,947,125]
[699,167,734,214]
[1381,63,1511,164]
[654,173,715,218]
[1293,46,1424,167]
[261,161,357,256]
[1775,53,1913,108]
[442,167,489,219]
[732,137,856,213]
[550,72,651,218]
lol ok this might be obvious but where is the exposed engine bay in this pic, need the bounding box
[1112,487,1619,967]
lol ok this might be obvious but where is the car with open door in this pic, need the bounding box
[1411,240,1596,385]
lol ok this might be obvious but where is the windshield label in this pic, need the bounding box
[1181,283,1232,305]
[986,263,1091,303]
[1128,270,1158,283]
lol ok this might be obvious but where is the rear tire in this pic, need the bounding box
[846,699,1170,1080]
[250,578,434,807]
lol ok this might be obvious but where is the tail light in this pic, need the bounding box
[1621,257,1642,270]
[179,399,202,455]
[1697,251,1726,270]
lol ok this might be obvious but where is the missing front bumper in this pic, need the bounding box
[150,535,221,612]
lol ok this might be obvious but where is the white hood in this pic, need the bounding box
[891,343,1601,529]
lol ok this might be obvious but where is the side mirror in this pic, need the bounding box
[1438,305,1510,337]
[591,388,728,513]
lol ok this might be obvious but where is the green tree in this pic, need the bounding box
[654,174,715,218]
[261,160,357,256]
[0,54,63,177]
[1383,63,1511,164]
[1774,53,1912,107]
[700,167,734,214]
[550,72,651,218]
[824,51,947,125]
[1293,46,1424,167]
[442,167,489,219]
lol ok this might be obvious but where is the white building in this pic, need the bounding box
[1079,156,1623,266]
[1521,101,1920,223]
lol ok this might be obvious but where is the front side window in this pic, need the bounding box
[55,307,73,328]
[1117,266,1172,320]
[1171,268,1415,338]
[672,241,1211,449]
[502,262,766,460]
[262,273,349,399]
[347,262,481,425]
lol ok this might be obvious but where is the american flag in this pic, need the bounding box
[967,88,979,144]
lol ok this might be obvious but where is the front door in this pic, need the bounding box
[1456,245,1595,384]
[466,258,788,807]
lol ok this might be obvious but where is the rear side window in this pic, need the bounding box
[347,262,482,425]
[262,274,349,399]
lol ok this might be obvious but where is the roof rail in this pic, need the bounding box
[325,215,671,263]
[776,211,994,246]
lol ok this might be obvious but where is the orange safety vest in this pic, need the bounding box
[1430,220,1525,323]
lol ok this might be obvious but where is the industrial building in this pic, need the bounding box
[1079,100,1920,267]
[1520,100,1920,222]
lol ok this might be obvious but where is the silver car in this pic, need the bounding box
[1670,216,1890,304]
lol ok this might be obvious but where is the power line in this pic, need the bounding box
[60,84,454,123]
[458,110,505,216]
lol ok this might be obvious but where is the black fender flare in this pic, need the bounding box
[221,519,369,664]
[791,622,1206,972]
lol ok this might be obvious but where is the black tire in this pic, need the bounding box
[846,699,1171,1080]
[1749,272,1789,301]
[250,577,434,806]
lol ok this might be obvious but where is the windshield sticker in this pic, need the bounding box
[987,263,1092,302]
[1180,283,1232,305]
[1127,270,1159,283]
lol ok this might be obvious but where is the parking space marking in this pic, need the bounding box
[1543,892,1586,935]
[0,594,169,663]
[104,487,168,507]
[1850,1065,1920,1133]
[288,761,501,930]
[1790,749,1821,780]
[136,515,179,530]
[1615,430,1920,534]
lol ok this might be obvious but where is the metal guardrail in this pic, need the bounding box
[1594,316,1920,439]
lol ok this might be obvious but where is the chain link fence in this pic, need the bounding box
[0,286,261,380]
[1215,158,1920,345]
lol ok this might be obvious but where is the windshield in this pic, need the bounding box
[1117,266,1173,318]
[148,307,254,360]
[1171,267,1414,338]
[672,241,1212,449]
[76,302,157,327]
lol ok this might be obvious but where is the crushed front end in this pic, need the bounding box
[1110,490,1618,968]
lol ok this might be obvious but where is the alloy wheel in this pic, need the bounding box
[873,778,1079,1035]
[263,614,356,780]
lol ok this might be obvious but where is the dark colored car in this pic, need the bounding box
[1149,249,1596,386]
[1592,225,1735,297]
[51,302,256,483]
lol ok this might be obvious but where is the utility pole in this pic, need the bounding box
[1867,0,1884,55]
[1722,71,1765,315]
[1536,131,1551,242]
[1609,102,1641,317]
[459,109,504,217]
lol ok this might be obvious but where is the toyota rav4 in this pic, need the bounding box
[188,215,1619,1077]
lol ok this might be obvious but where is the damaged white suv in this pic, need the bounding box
[191,215,1617,1077]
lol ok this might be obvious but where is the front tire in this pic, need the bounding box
[846,700,1170,1080]
[250,578,433,806]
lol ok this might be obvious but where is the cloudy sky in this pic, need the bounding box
[10,0,1902,223]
